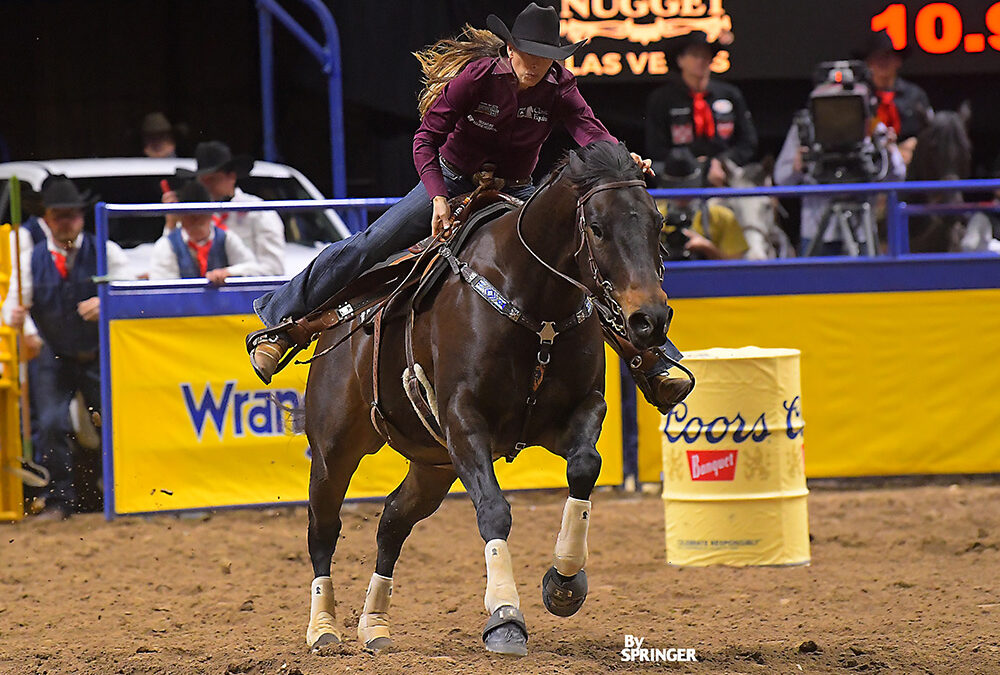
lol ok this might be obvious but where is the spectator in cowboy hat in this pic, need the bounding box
[161,140,285,276]
[1,176,131,520]
[140,112,187,159]
[853,32,931,165]
[149,179,257,284]
[645,30,757,187]
[656,147,747,260]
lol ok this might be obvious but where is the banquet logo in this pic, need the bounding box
[560,0,733,77]
[181,381,302,440]
[687,450,737,480]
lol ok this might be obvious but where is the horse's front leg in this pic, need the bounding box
[543,390,606,617]
[445,397,528,657]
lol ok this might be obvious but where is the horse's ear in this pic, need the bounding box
[759,155,776,183]
[568,149,586,175]
[721,157,740,181]
[958,100,972,128]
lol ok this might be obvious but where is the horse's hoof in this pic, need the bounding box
[482,605,528,656]
[310,632,340,650]
[364,636,393,652]
[541,566,588,617]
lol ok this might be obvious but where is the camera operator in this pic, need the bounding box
[774,61,905,256]
[658,148,748,261]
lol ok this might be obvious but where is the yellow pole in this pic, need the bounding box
[9,177,33,461]
[7,177,46,489]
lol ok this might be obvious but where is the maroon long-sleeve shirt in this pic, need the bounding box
[413,56,616,199]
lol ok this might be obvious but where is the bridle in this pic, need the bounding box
[516,173,649,338]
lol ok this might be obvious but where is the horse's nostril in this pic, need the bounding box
[628,312,654,338]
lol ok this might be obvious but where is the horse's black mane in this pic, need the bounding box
[548,140,644,192]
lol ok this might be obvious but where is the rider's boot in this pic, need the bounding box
[250,336,292,385]
[642,357,695,415]
[602,328,694,414]
[247,321,306,385]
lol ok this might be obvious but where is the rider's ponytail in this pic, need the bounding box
[414,24,504,119]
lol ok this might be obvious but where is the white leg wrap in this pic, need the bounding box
[484,539,520,614]
[553,497,591,577]
[306,576,342,647]
[357,573,393,645]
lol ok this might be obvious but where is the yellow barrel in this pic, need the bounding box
[662,347,808,566]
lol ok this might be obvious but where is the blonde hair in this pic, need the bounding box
[414,24,505,118]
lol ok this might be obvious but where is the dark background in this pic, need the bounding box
[2,0,999,198]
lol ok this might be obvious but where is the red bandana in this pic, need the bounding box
[187,239,212,277]
[691,91,715,138]
[876,90,901,134]
[51,250,68,279]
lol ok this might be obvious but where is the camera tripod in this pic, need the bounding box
[804,198,878,257]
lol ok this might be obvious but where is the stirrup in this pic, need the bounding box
[246,323,303,382]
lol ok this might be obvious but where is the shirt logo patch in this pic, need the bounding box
[717,121,735,139]
[467,114,496,131]
[475,102,500,117]
[671,123,694,145]
[517,106,549,122]
[712,99,734,114]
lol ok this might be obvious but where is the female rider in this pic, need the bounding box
[247,3,691,412]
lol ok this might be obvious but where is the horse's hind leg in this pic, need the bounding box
[356,463,456,650]
[543,391,607,618]
[305,423,382,649]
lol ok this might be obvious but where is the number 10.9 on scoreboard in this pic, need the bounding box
[872,2,1000,54]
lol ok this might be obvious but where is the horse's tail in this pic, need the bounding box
[271,394,307,435]
[414,24,503,118]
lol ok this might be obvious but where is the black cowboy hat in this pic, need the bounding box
[659,148,704,189]
[487,2,586,60]
[140,112,188,140]
[40,175,95,209]
[852,32,910,61]
[665,30,722,69]
[185,140,255,177]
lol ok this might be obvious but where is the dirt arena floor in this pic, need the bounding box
[2,480,999,675]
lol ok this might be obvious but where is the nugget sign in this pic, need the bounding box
[559,0,734,78]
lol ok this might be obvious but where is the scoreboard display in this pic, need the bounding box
[559,1,1000,81]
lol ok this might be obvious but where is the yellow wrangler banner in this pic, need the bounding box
[109,314,622,514]
[639,288,1000,481]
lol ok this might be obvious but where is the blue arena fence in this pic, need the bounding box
[93,178,1000,514]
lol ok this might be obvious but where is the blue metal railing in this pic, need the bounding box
[92,178,1000,512]
[256,0,360,231]
[649,177,1000,257]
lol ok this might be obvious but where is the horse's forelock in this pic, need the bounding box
[548,141,644,192]
[917,112,972,178]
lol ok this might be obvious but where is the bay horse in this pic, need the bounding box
[905,104,972,252]
[300,141,670,656]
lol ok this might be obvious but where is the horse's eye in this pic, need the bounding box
[590,223,604,240]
